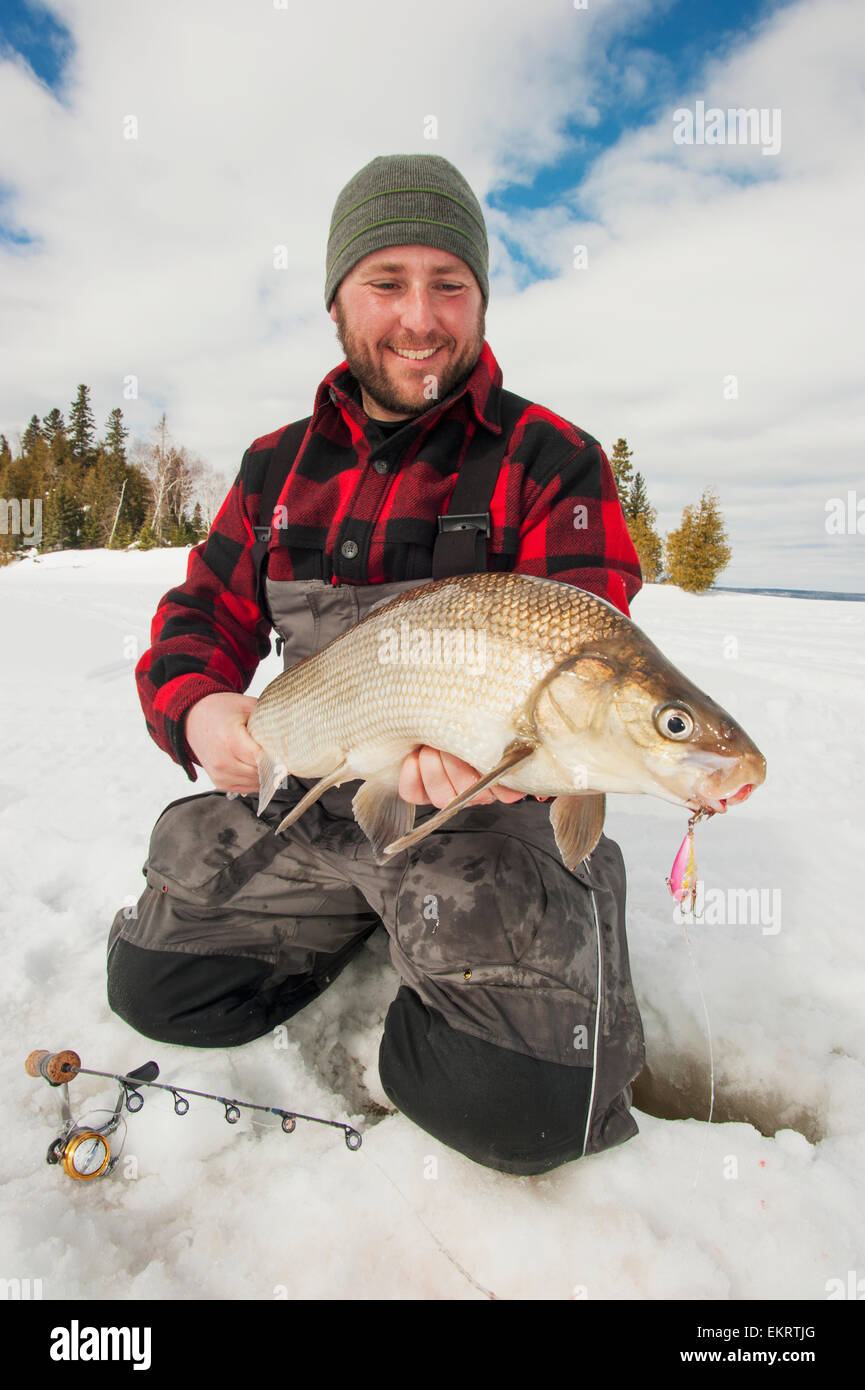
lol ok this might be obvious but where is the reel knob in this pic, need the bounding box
[25,1049,82,1085]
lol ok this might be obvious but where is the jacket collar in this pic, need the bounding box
[311,339,505,436]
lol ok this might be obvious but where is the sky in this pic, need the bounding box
[0,0,863,590]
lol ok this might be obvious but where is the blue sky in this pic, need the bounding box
[488,0,790,208]
[0,0,70,91]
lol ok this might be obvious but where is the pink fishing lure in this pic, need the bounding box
[667,826,698,910]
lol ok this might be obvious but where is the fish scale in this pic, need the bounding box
[250,573,624,762]
[245,571,766,871]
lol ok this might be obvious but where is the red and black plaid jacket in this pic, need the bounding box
[136,341,642,778]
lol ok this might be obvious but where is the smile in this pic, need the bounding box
[388,346,442,360]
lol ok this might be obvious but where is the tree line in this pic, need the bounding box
[0,384,226,564]
[1,393,731,593]
[608,439,731,592]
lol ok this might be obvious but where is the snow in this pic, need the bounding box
[1,548,863,1300]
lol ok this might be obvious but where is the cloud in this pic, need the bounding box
[0,0,862,589]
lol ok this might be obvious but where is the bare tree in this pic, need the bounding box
[132,415,232,538]
[197,466,233,530]
[140,413,173,536]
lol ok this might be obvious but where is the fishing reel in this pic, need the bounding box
[27,1049,145,1182]
[27,1047,362,1181]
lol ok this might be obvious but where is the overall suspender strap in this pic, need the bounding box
[251,387,531,612]
[251,416,312,619]
[431,389,531,580]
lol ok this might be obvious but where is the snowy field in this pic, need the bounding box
[1,548,863,1301]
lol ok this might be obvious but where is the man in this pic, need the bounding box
[108,154,645,1175]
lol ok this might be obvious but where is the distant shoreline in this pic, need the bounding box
[710,585,865,602]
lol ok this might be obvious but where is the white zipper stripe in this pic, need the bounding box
[581,863,603,1158]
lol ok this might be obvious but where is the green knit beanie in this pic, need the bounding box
[325,153,489,310]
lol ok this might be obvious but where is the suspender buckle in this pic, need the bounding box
[436,512,490,537]
[253,524,271,543]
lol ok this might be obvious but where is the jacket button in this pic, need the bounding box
[373,459,389,474]
[340,539,359,559]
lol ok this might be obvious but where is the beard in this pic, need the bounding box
[332,297,486,418]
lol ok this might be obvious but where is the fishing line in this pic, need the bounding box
[681,908,717,1152]
[363,1151,498,1300]
[669,854,717,1242]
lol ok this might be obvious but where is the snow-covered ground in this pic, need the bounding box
[1,548,862,1300]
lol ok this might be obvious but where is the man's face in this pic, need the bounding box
[329,245,486,421]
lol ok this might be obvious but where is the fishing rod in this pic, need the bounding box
[26,1048,362,1181]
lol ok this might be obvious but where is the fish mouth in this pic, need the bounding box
[687,782,757,816]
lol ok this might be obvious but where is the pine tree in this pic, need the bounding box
[105,408,129,465]
[628,513,664,583]
[69,385,97,466]
[77,450,119,546]
[0,435,11,468]
[625,471,651,521]
[41,479,84,550]
[118,463,149,538]
[107,515,134,549]
[609,439,634,512]
[21,415,43,454]
[619,467,664,583]
[665,488,732,592]
[43,408,66,445]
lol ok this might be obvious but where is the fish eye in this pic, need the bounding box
[655,705,695,741]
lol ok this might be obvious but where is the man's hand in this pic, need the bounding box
[183,692,262,795]
[398,746,526,809]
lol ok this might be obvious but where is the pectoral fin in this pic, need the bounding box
[256,749,290,816]
[352,776,416,864]
[549,792,606,871]
[273,760,351,835]
[384,740,536,857]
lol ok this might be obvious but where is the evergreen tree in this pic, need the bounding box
[107,515,135,548]
[609,439,634,512]
[628,513,664,583]
[117,463,149,538]
[43,408,66,444]
[665,488,732,592]
[0,435,11,468]
[69,384,97,465]
[77,450,119,546]
[21,415,43,454]
[42,408,70,476]
[618,467,664,583]
[105,407,129,465]
[626,471,651,521]
[40,479,84,550]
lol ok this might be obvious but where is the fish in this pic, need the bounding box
[245,571,766,871]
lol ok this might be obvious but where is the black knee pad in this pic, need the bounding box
[106,938,300,1047]
[107,922,380,1048]
[379,986,593,1176]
